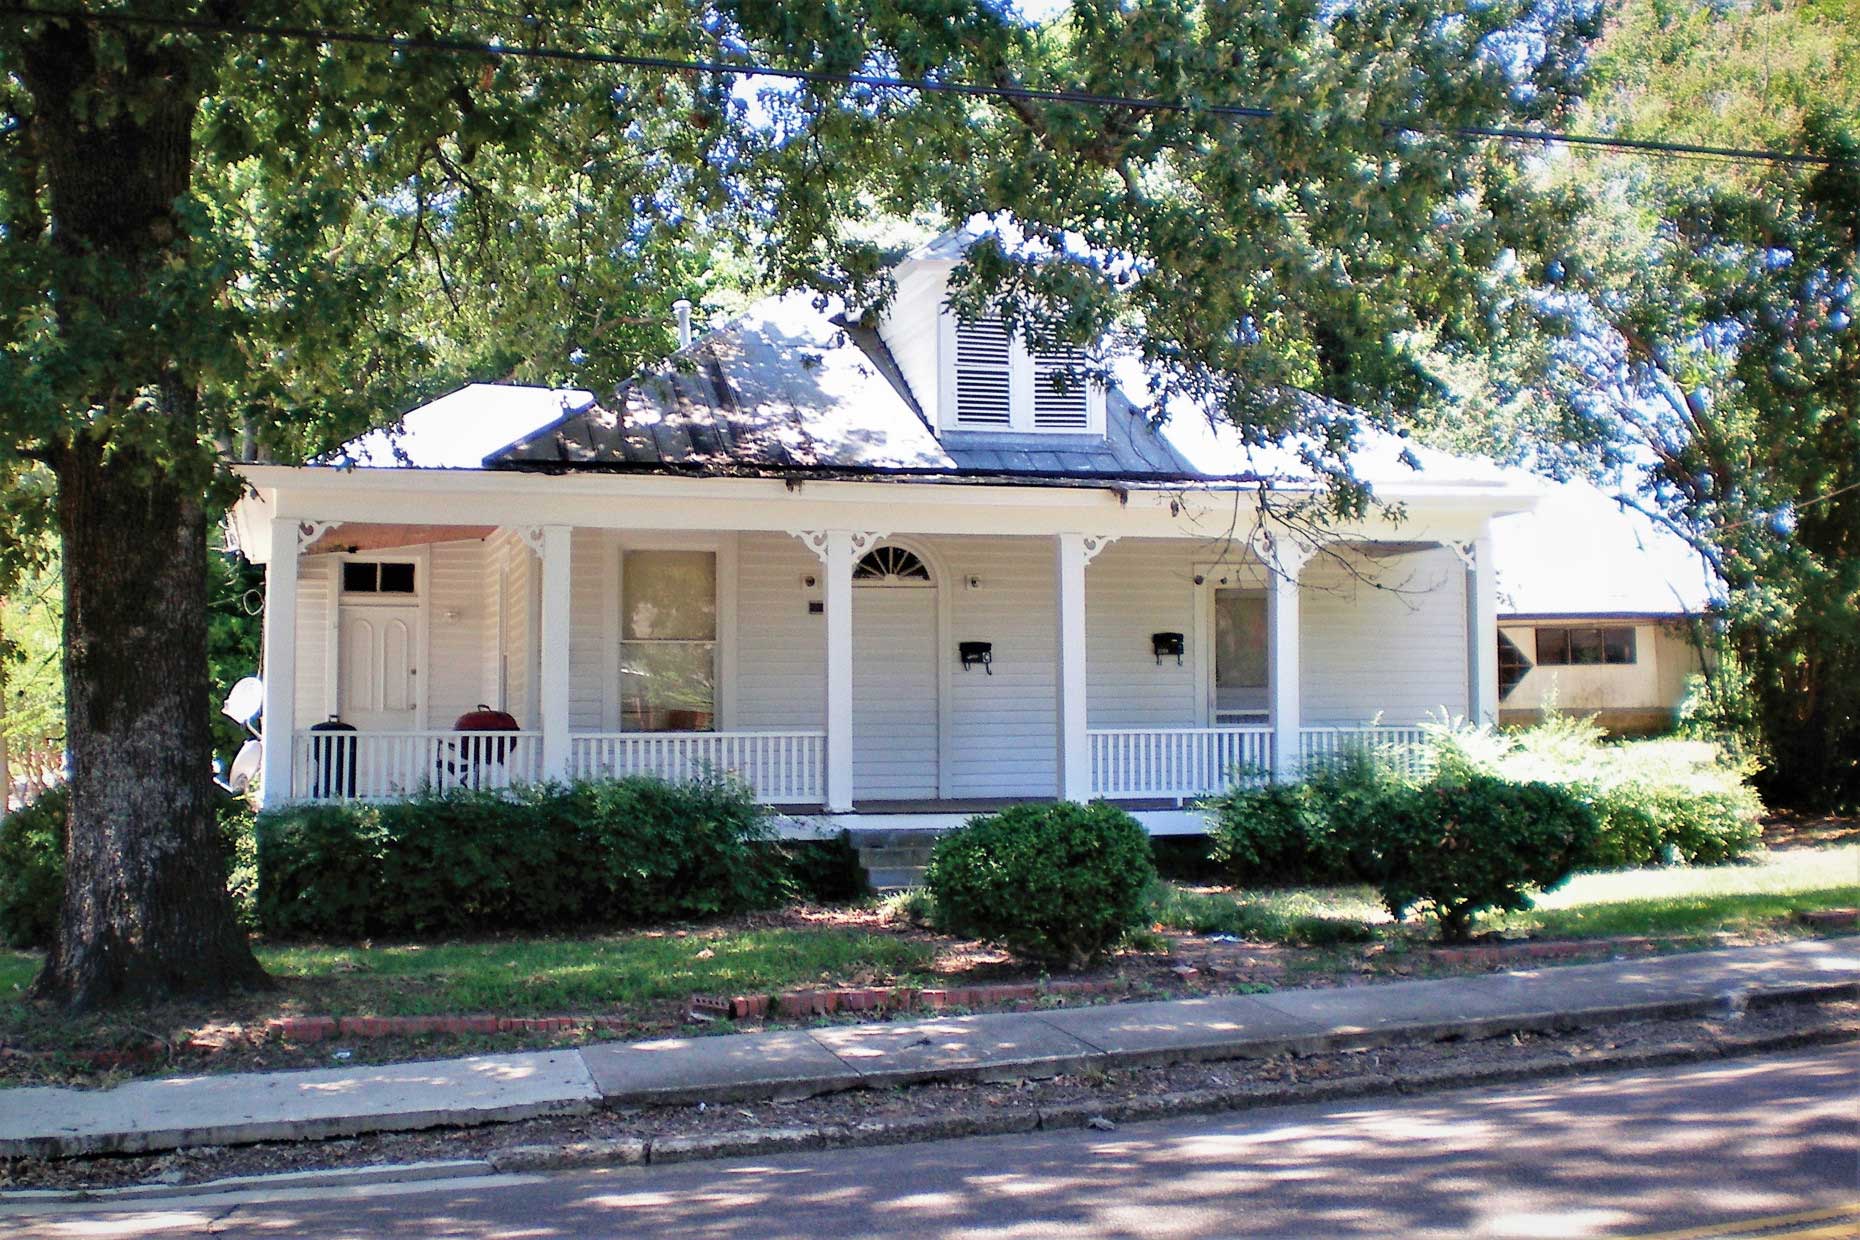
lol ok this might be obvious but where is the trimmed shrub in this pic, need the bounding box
[255,775,789,939]
[0,785,67,949]
[1333,772,1599,942]
[925,801,1156,969]
[1205,782,1341,885]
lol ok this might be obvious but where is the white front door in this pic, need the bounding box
[852,585,939,800]
[338,604,421,730]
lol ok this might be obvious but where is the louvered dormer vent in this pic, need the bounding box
[942,315,1105,436]
[954,319,1014,426]
[1032,346,1090,431]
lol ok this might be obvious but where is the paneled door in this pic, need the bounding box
[851,582,939,801]
[338,604,420,730]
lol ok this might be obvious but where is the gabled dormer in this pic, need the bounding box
[878,236,1108,439]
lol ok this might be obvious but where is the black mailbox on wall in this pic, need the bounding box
[959,641,994,674]
[1152,631,1185,665]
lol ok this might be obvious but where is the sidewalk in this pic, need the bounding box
[3,937,1855,1160]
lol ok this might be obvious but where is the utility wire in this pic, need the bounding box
[1,3,1843,168]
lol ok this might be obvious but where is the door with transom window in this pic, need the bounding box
[851,545,939,801]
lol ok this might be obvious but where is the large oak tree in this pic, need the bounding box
[0,0,777,1006]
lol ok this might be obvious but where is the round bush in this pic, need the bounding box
[925,801,1156,969]
[1334,773,1599,942]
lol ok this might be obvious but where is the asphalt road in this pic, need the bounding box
[9,1047,1857,1239]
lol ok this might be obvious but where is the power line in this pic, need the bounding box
[2,3,1844,169]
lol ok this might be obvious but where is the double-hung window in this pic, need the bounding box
[620,550,717,732]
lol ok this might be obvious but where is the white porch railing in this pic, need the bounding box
[1089,727,1274,800]
[290,730,542,802]
[1298,725,1435,778]
[568,731,827,804]
[1089,723,1437,800]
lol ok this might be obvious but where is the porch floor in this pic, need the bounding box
[831,796,1183,814]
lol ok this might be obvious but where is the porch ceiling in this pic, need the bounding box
[304,522,498,555]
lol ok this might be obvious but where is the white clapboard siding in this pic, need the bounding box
[734,532,827,731]
[501,534,535,729]
[425,540,489,728]
[875,264,947,423]
[292,556,331,728]
[568,528,610,732]
[941,534,1058,797]
[852,584,939,798]
[1300,546,1469,725]
[953,319,1014,426]
[1085,540,1198,729]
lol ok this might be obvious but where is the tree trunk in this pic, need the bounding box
[18,19,268,1007]
[1,601,10,812]
[32,438,269,1007]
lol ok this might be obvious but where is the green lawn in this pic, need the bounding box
[256,927,938,1015]
[0,926,939,1021]
[1491,843,1860,939]
[1153,844,1860,944]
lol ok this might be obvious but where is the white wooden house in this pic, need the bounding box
[229,236,1538,834]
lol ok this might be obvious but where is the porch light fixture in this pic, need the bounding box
[1152,632,1185,665]
[959,641,993,674]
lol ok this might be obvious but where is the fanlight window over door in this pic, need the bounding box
[853,546,932,585]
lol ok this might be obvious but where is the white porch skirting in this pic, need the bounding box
[290,730,543,802]
[568,731,827,805]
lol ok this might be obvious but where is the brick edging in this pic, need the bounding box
[699,977,1130,1021]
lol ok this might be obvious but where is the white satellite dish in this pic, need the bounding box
[228,739,263,793]
[222,676,265,726]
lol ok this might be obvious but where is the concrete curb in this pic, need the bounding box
[489,1016,1860,1173]
[21,1017,1850,1203]
[588,977,1860,1108]
[0,1158,498,1206]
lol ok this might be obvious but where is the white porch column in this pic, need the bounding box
[259,518,300,808]
[822,530,856,812]
[1054,533,1096,801]
[1469,531,1499,727]
[538,525,573,780]
[1263,535,1312,782]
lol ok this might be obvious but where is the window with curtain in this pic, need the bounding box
[620,549,717,731]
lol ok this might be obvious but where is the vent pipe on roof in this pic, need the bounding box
[673,299,693,350]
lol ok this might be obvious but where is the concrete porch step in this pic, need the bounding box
[863,866,928,891]
[846,826,952,891]
[857,846,937,869]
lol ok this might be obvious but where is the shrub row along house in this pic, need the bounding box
[230,231,1537,836]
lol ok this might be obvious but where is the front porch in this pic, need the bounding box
[245,484,1498,824]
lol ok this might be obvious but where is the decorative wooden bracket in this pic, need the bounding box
[295,520,338,550]
[1080,534,1119,565]
[788,529,890,564]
